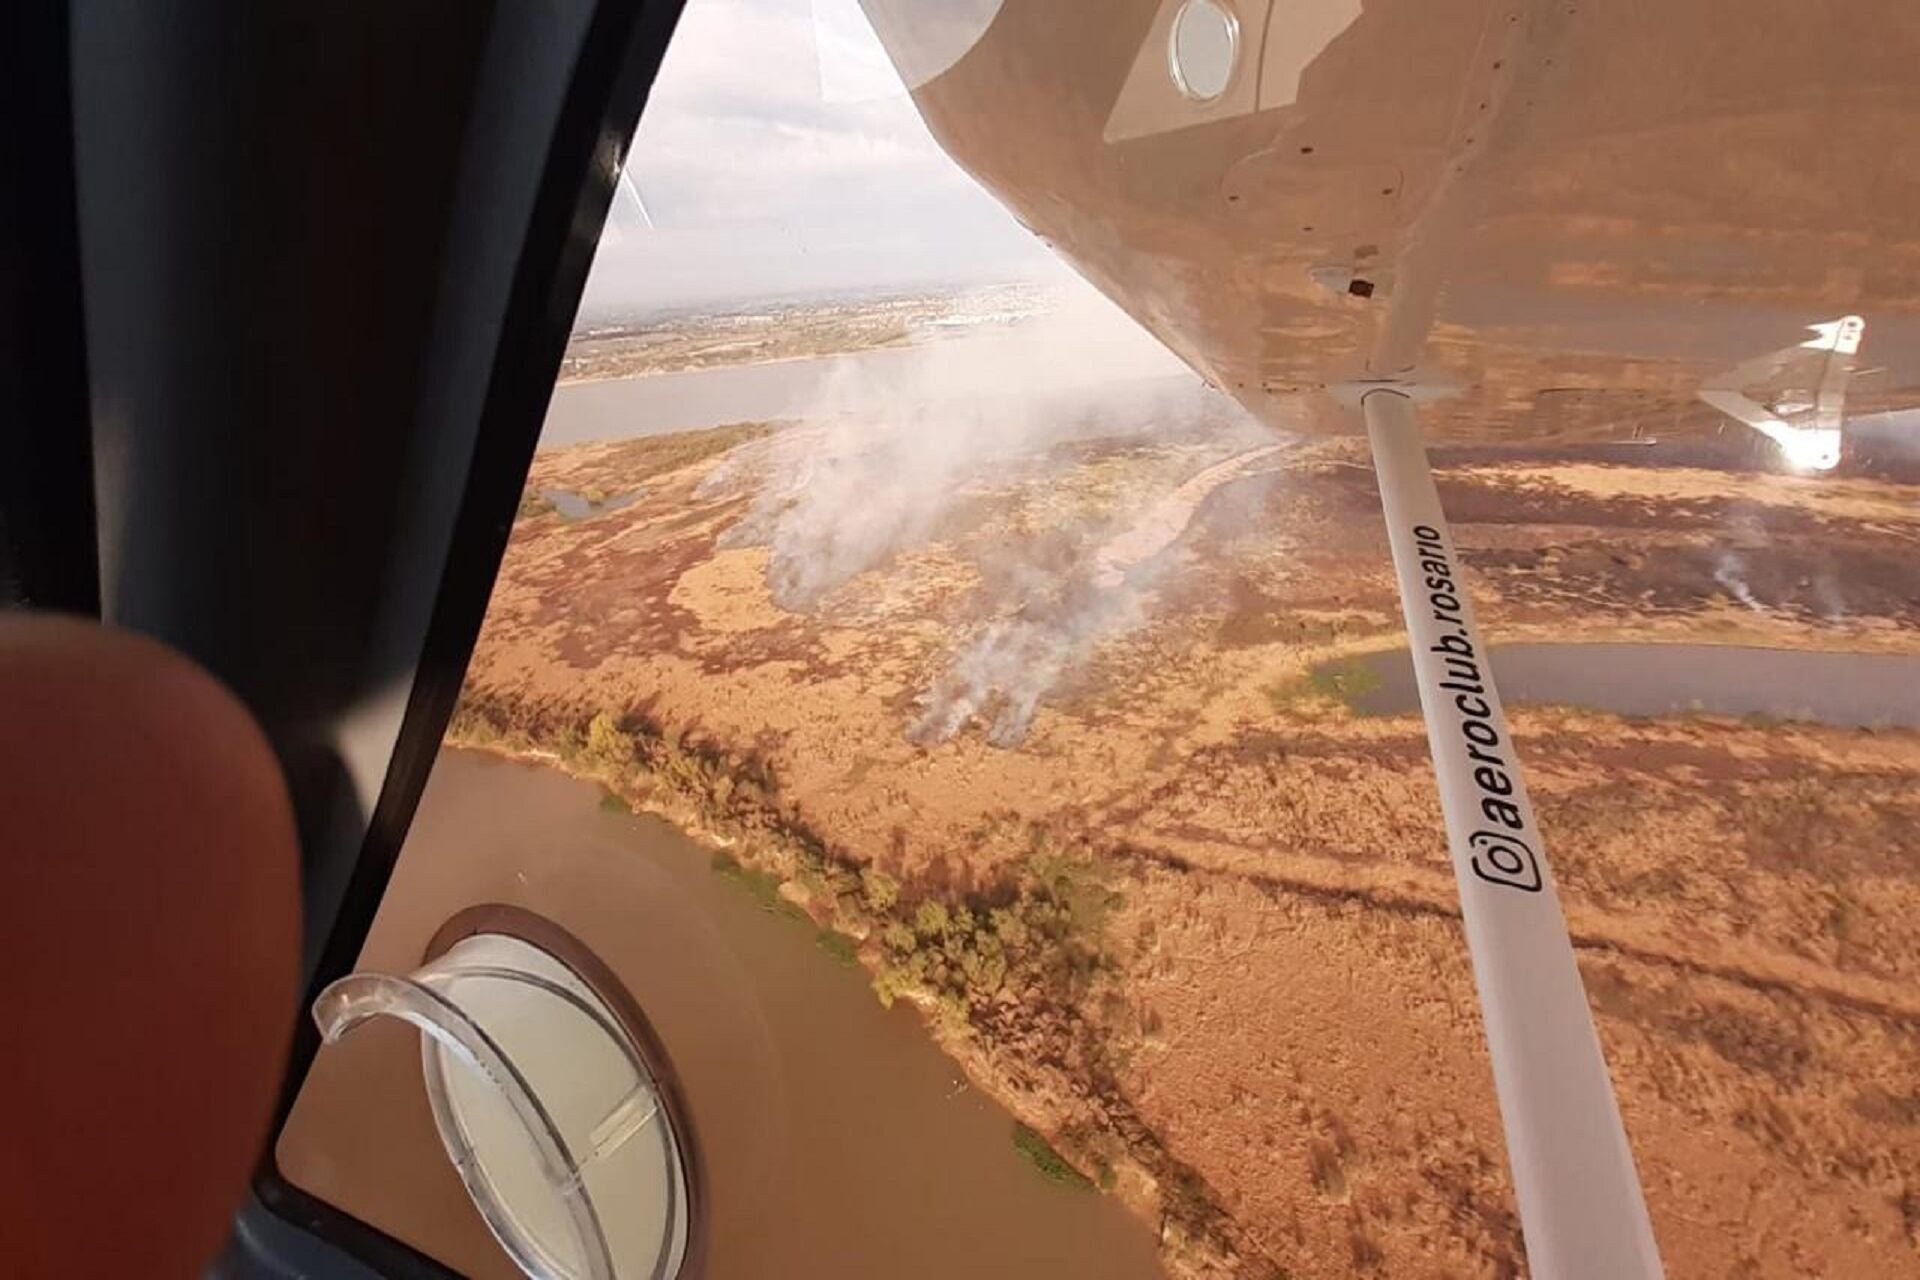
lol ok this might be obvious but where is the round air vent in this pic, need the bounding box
[312,907,699,1280]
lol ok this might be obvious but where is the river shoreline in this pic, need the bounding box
[438,689,1265,1275]
[438,726,1172,1198]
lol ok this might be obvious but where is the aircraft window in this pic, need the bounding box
[276,3,1920,1278]
[276,2,1185,1276]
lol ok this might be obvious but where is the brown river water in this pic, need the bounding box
[278,749,1163,1279]
[538,324,1203,449]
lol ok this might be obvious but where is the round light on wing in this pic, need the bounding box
[1169,0,1240,102]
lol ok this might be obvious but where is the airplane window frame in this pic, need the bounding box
[225,3,692,1275]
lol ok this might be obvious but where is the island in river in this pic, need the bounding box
[449,346,1920,1278]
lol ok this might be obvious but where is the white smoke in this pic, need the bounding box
[910,441,1285,745]
[909,559,1145,747]
[1711,508,1771,615]
[716,287,1207,609]
[1812,569,1848,621]
[1713,549,1763,612]
[711,286,1283,744]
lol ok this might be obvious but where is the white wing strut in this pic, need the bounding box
[1363,387,1665,1280]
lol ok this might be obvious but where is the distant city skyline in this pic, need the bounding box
[576,0,1061,319]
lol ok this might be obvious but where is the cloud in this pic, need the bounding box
[579,0,1050,313]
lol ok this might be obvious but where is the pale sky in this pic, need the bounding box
[576,0,1058,318]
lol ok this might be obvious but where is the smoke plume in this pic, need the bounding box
[712,289,1282,745]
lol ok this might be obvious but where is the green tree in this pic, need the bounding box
[583,711,635,774]
[860,866,900,914]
